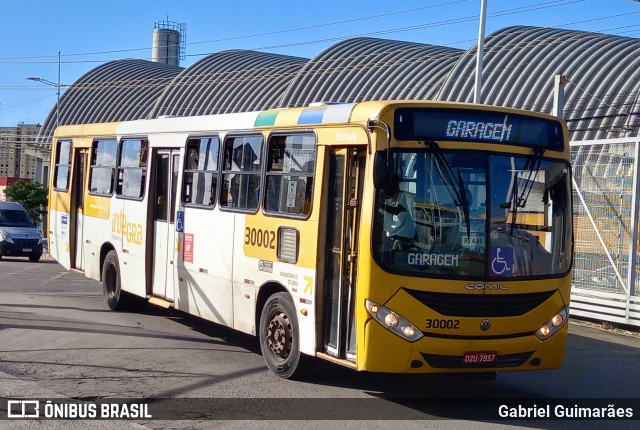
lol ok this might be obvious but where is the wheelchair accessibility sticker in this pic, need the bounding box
[490,246,513,276]
[176,211,184,233]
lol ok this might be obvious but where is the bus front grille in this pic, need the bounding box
[404,289,554,317]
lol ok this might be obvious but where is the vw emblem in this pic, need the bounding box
[480,320,491,331]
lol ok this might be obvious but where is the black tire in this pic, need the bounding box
[259,292,313,379]
[29,252,42,262]
[102,250,134,311]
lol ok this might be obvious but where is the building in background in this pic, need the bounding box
[0,123,41,182]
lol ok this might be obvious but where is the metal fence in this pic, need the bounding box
[570,138,640,326]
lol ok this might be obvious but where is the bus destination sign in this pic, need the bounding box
[394,108,564,150]
[446,118,512,142]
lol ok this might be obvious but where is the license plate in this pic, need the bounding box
[463,351,497,365]
[22,248,32,252]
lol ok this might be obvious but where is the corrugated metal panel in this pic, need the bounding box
[437,26,640,140]
[38,59,182,144]
[149,50,307,117]
[279,37,462,107]
[37,28,640,146]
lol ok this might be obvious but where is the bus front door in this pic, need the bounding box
[151,150,180,301]
[70,148,88,270]
[323,147,365,361]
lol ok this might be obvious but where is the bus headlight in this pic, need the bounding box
[384,313,399,328]
[366,299,423,342]
[536,306,569,340]
[0,230,14,244]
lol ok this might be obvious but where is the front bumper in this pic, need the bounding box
[362,317,569,373]
[0,239,43,258]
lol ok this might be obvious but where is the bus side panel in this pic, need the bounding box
[234,214,319,354]
[117,198,147,299]
[82,195,112,281]
[174,207,234,326]
[48,207,71,270]
[232,214,255,335]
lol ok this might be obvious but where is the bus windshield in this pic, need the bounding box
[372,150,572,279]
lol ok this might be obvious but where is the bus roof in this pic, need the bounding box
[52,100,565,140]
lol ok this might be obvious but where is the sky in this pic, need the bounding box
[1,0,640,127]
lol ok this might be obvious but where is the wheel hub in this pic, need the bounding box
[266,311,292,360]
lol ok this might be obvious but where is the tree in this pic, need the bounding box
[4,180,48,225]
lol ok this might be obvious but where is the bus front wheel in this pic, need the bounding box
[102,250,133,311]
[259,292,312,379]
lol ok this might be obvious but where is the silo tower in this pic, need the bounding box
[152,20,187,66]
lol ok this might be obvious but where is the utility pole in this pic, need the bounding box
[552,74,568,118]
[474,0,487,104]
[56,51,61,128]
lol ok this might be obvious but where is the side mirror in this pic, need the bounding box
[373,151,388,190]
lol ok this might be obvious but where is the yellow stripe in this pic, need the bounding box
[85,195,111,219]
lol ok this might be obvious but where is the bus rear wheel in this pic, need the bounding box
[102,250,134,311]
[259,292,312,379]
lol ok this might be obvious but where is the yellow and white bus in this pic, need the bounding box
[48,101,573,378]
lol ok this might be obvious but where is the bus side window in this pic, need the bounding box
[264,133,316,217]
[89,138,117,196]
[220,135,263,212]
[182,136,219,207]
[53,140,72,191]
[116,138,148,199]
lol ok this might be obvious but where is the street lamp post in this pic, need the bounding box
[27,52,65,128]
[474,0,487,104]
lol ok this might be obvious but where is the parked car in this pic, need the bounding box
[0,201,44,262]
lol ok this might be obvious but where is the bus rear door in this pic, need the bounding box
[151,149,180,302]
[70,147,88,271]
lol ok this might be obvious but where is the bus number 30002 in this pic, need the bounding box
[425,319,460,330]
[244,227,276,249]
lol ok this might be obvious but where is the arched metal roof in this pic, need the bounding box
[39,59,183,144]
[149,50,307,117]
[38,27,640,144]
[278,37,462,107]
[437,26,640,140]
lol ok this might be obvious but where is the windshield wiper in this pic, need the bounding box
[509,174,519,235]
[457,170,472,239]
[509,147,545,235]
[424,140,471,238]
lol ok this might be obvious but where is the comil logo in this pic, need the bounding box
[7,400,40,418]
[465,283,507,291]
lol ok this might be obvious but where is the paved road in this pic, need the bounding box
[1,256,639,429]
